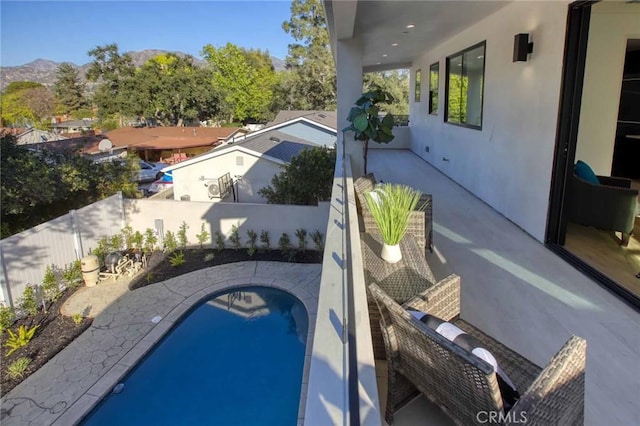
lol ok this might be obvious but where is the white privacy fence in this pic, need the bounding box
[0,194,329,307]
[0,193,125,307]
[124,199,330,249]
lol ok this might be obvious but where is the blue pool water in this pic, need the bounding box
[82,286,308,425]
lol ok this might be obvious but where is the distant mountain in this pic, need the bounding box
[0,49,286,91]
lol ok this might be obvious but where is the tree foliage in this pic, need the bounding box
[3,81,43,95]
[202,43,276,124]
[53,63,87,116]
[1,82,54,128]
[282,0,336,110]
[124,53,219,126]
[259,146,336,205]
[86,43,135,122]
[363,70,409,115]
[0,135,139,237]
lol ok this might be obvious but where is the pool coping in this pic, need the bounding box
[1,262,321,426]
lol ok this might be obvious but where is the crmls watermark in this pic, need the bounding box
[476,411,528,424]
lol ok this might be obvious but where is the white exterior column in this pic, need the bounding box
[337,38,364,177]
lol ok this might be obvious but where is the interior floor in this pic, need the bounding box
[564,218,640,297]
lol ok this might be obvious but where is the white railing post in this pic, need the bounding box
[0,244,13,308]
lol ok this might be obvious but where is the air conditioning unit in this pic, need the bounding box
[205,172,232,199]
[206,181,221,198]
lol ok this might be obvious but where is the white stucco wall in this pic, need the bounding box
[123,199,329,248]
[170,150,283,203]
[408,1,570,242]
[575,2,640,175]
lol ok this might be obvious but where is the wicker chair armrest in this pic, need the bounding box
[507,336,586,426]
[403,274,461,321]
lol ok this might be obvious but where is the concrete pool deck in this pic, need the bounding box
[0,262,321,426]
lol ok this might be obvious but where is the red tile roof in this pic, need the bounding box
[106,127,244,150]
[0,127,26,137]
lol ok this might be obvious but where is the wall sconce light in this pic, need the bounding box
[513,33,534,62]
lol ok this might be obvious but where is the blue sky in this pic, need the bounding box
[0,1,296,66]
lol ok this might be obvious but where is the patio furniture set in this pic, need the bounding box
[354,174,586,425]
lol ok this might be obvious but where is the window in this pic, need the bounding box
[414,69,421,102]
[429,62,439,115]
[445,42,486,129]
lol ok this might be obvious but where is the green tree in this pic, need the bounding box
[282,0,336,110]
[363,70,410,115]
[0,135,139,237]
[86,43,135,124]
[53,63,87,116]
[202,43,276,123]
[1,82,54,128]
[125,53,219,126]
[3,81,42,95]
[259,146,336,205]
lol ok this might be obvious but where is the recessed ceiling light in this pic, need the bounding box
[382,54,388,57]
[406,24,415,29]
[392,43,398,47]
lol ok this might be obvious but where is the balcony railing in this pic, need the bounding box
[304,152,380,425]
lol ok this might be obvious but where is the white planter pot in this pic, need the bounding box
[381,243,402,263]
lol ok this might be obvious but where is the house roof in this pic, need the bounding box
[1,127,27,137]
[50,119,94,128]
[229,130,318,163]
[267,110,337,129]
[164,128,320,172]
[30,134,126,156]
[16,128,68,145]
[106,126,245,150]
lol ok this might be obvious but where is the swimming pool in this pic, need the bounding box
[82,286,308,425]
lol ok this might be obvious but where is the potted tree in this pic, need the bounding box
[343,89,396,174]
[364,183,424,263]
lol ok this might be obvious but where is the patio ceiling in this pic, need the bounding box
[324,0,510,72]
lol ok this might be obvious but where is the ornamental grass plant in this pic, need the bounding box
[364,183,424,246]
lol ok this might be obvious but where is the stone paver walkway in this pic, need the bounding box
[61,276,132,318]
[0,262,321,426]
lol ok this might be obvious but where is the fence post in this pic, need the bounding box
[155,219,164,250]
[118,191,126,229]
[0,244,13,308]
[70,209,84,260]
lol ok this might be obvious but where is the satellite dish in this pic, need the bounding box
[98,139,113,152]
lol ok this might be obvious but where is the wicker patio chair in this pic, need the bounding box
[369,281,586,425]
[353,173,433,252]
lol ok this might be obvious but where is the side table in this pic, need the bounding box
[360,232,436,358]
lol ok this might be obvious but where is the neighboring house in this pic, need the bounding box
[50,119,94,134]
[29,134,128,163]
[164,125,337,204]
[231,110,337,147]
[106,126,247,163]
[267,110,337,129]
[15,128,68,145]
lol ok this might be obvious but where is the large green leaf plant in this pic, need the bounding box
[343,89,395,174]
